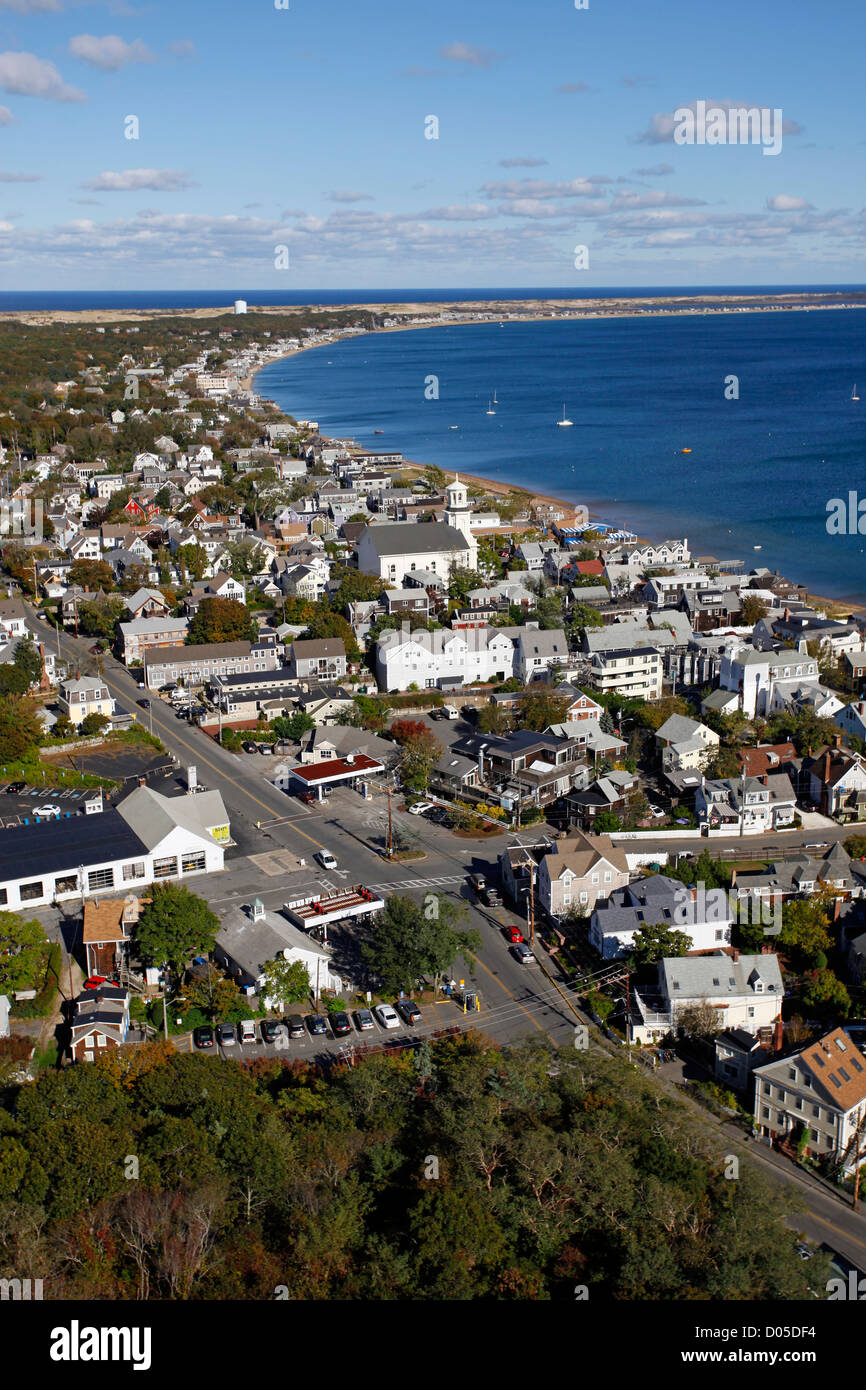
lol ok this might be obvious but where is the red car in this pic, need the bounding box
[504,926,524,944]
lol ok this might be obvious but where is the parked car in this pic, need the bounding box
[468,873,487,897]
[287,1014,306,1038]
[511,942,536,965]
[137,698,151,709]
[34,804,61,817]
[428,807,449,824]
[242,741,258,753]
[258,743,274,756]
[504,925,524,944]
[261,1019,288,1045]
[395,998,421,1026]
[354,1008,374,1031]
[306,1014,329,1036]
[6,781,26,794]
[175,708,190,720]
[193,1025,215,1049]
[428,709,445,721]
[442,705,459,720]
[316,850,338,870]
[374,1003,400,1030]
[330,1011,352,1036]
[409,802,434,816]
[481,884,501,905]
[216,1022,236,1046]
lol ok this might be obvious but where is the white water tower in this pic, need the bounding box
[234,299,248,314]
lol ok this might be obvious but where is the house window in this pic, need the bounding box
[55,875,78,895]
[88,868,115,892]
[153,856,178,879]
[0,888,6,905]
[182,851,207,874]
[20,881,43,901]
[762,1106,770,1119]
[123,862,145,881]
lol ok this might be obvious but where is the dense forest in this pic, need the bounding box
[0,1033,820,1300]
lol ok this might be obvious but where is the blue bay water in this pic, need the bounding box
[256,309,866,604]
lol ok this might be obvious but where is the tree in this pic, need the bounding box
[118,564,150,595]
[225,538,264,580]
[188,597,256,645]
[79,712,110,737]
[569,601,603,631]
[68,559,116,591]
[593,811,622,833]
[390,718,428,746]
[185,964,243,1022]
[302,609,359,660]
[271,711,315,739]
[177,543,208,582]
[844,835,866,860]
[135,883,219,973]
[707,745,742,779]
[779,899,832,965]
[676,1001,722,1039]
[624,789,652,827]
[518,683,570,732]
[398,726,442,795]
[0,695,42,762]
[76,594,127,639]
[10,638,43,690]
[476,704,508,735]
[362,894,481,994]
[0,911,47,991]
[259,956,310,1010]
[741,596,769,626]
[629,921,693,970]
[801,968,851,1018]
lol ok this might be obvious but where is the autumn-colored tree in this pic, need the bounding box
[390,718,429,746]
[188,597,256,645]
[68,559,116,591]
[518,683,570,732]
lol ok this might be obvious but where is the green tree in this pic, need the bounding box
[76,594,127,639]
[135,882,219,972]
[225,538,264,580]
[177,543,208,582]
[0,911,47,991]
[629,921,694,970]
[0,695,42,761]
[593,810,623,833]
[271,710,315,739]
[185,964,243,1021]
[302,609,359,660]
[741,596,769,626]
[476,704,508,734]
[801,968,851,1018]
[188,597,256,645]
[779,899,832,966]
[362,893,481,994]
[259,956,311,1010]
[79,712,110,736]
[399,726,442,795]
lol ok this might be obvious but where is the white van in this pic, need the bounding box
[442,705,459,720]
[239,1019,257,1045]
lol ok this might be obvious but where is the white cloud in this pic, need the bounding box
[0,169,39,181]
[83,169,195,191]
[167,40,196,59]
[482,176,609,200]
[417,204,496,221]
[0,106,13,125]
[439,42,501,68]
[326,190,373,203]
[766,194,813,211]
[69,35,153,71]
[632,162,674,176]
[610,190,706,210]
[0,51,85,102]
[499,156,548,168]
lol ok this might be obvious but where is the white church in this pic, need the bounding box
[355,476,478,582]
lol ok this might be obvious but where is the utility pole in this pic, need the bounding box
[161,965,169,1042]
[528,860,535,945]
[387,786,393,859]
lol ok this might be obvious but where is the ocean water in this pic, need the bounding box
[256,309,866,604]
[0,284,860,312]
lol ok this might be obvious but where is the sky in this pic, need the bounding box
[0,0,863,290]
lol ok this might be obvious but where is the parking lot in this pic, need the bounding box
[177,1001,472,1060]
[0,783,97,825]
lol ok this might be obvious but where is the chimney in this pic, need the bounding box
[834,733,842,750]
[773,1016,784,1053]
[731,946,739,963]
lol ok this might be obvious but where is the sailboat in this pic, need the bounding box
[493,389,498,405]
[486,399,496,415]
[557,403,573,427]
[852,384,860,401]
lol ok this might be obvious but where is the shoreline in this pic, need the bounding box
[250,316,866,619]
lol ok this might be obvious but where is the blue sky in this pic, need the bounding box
[0,0,863,288]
